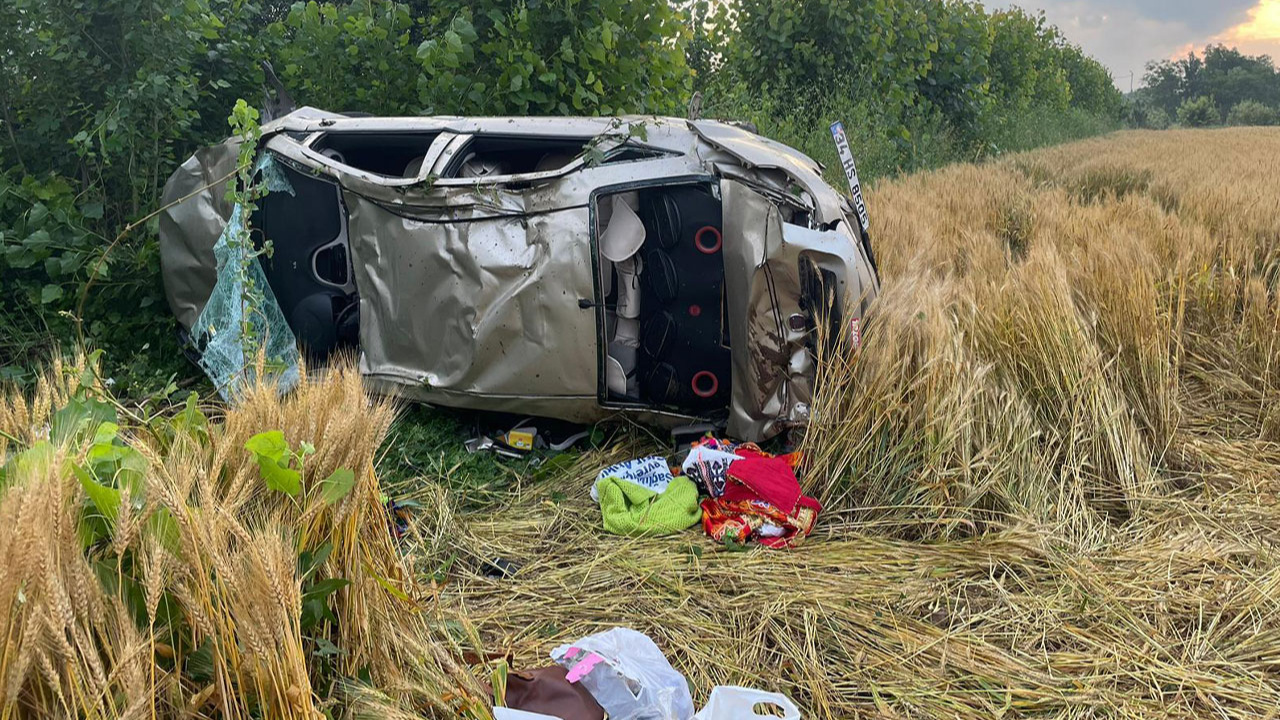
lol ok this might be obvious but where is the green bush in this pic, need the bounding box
[1143,106,1172,130]
[266,1,423,115]
[1226,99,1280,126]
[415,0,689,116]
[1177,96,1221,127]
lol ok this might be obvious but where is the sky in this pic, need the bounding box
[989,0,1280,90]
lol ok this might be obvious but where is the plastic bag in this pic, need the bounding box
[550,628,695,720]
[692,687,800,720]
[494,709,564,720]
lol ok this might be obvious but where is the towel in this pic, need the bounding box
[598,476,702,537]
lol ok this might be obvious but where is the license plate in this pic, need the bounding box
[830,121,870,234]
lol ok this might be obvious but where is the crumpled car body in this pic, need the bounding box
[160,108,880,441]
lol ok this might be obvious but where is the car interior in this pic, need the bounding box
[441,135,591,178]
[595,183,733,415]
[310,131,442,178]
[252,147,744,419]
[250,160,359,363]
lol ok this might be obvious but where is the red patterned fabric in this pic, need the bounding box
[699,497,819,549]
[700,450,821,548]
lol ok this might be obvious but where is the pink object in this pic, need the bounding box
[565,652,606,684]
[723,452,807,514]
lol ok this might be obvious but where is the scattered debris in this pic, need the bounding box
[550,628,695,720]
[589,435,819,547]
[501,628,803,720]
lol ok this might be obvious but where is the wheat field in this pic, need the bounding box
[5,128,1280,719]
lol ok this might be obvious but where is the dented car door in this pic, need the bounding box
[721,180,875,439]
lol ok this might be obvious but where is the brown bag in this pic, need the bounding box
[503,666,605,720]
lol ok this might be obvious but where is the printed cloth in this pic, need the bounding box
[681,443,740,497]
[591,455,673,503]
[598,476,702,537]
[700,496,820,549]
[700,444,820,548]
[722,452,806,513]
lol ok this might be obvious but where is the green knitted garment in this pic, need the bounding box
[597,475,702,537]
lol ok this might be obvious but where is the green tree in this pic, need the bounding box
[1140,45,1280,118]
[1226,99,1280,126]
[1177,96,1221,127]
[987,10,1067,113]
[415,0,690,116]
[266,1,424,116]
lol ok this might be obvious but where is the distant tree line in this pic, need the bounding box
[1133,45,1280,128]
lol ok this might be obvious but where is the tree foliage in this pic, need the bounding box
[1177,96,1221,128]
[1138,45,1280,126]
[415,0,689,116]
[1227,99,1280,126]
[712,1,1121,141]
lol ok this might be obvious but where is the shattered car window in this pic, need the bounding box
[192,154,301,399]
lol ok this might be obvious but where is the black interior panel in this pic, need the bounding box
[312,132,440,177]
[634,184,731,412]
[251,161,358,362]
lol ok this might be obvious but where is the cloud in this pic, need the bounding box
[1213,0,1280,57]
[990,1,1280,87]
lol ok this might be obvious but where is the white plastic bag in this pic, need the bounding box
[493,708,564,720]
[692,686,800,720]
[550,628,695,720]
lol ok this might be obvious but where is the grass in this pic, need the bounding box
[6,127,1280,718]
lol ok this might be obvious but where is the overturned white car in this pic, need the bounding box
[160,108,879,441]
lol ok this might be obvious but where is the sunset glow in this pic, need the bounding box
[1214,0,1280,55]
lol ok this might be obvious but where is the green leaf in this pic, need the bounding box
[258,455,301,496]
[40,284,63,304]
[186,639,216,683]
[299,540,333,581]
[145,508,181,552]
[51,397,117,444]
[314,637,341,657]
[245,430,288,461]
[171,392,209,442]
[75,462,122,526]
[364,562,411,602]
[27,203,48,227]
[0,441,56,489]
[79,201,104,219]
[319,468,356,505]
[303,577,351,601]
[245,430,301,496]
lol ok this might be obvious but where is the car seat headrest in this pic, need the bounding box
[600,194,646,263]
[402,155,426,178]
[535,152,575,172]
